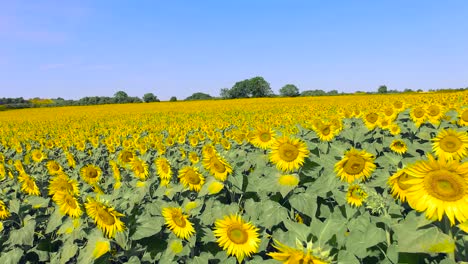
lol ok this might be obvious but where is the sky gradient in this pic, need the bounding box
[1,1,467,100]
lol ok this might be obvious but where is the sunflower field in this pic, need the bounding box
[0,92,467,264]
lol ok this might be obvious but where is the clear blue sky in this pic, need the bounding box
[1,1,467,100]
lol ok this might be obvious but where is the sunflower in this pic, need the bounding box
[268,240,331,264]
[458,109,468,126]
[363,112,379,130]
[162,207,195,239]
[409,106,427,127]
[346,185,368,207]
[93,240,111,259]
[178,167,205,192]
[220,138,231,150]
[0,163,5,180]
[314,123,336,141]
[14,160,25,174]
[390,139,408,155]
[54,192,83,218]
[203,154,232,182]
[426,104,444,125]
[130,157,149,180]
[65,151,76,168]
[189,152,200,164]
[378,118,392,130]
[49,173,80,199]
[213,214,260,262]
[432,129,468,161]
[334,148,376,183]
[388,169,414,202]
[389,123,401,136]
[18,173,41,196]
[31,149,46,163]
[85,198,125,238]
[250,126,276,149]
[404,155,468,225]
[0,200,10,220]
[269,136,309,172]
[109,160,121,182]
[208,180,225,194]
[118,150,134,166]
[155,157,172,182]
[47,160,63,175]
[80,164,102,185]
[383,107,397,120]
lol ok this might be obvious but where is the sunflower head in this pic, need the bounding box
[178,167,205,192]
[390,139,408,155]
[18,173,41,196]
[0,200,11,220]
[346,185,368,207]
[49,173,80,199]
[47,160,63,175]
[458,109,468,126]
[118,150,134,165]
[130,157,149,180]
[55,192,83,218]
[85,198,125,238]
[80,165,102,185]
[334,148,376,183]
[203,154,232,182]
[156,157,172,181]
[31,149,46,163]
[388,169,414,202]
[250,126,276,149]
[162,207,195,239]
[268,239,331,264]
[432,129,468,161]
[269,136,309,172]
[213,214,260,263]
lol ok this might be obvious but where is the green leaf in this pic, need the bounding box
[288,192,317,218]
[311,210,346,247]
[394,223,454,254]
[46,206,64,234]
[0,248,23,264]
[337,250,360,264]
[259,200,289,229]
[7,215,36,246]
[59,241,78,263]
[131,214,163,240]
[26,196,50,208]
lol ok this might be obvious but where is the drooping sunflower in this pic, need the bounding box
[118,150,134,167]
[388,169,414,202]
[203,154,232,182]
[334,148,376,183]
[54,192,83,218]
[269,136,309,172]
[432,129,468,161]
[346,185,368,207]
[65,151,76,168]
[0,200,10,220]
[47,160,63,175]
[390,139,408,155]
[18,173,41,196]
[48,173,80,199]
[130,157,149,180]
[162,207,195,239]
[80,164,102,185]
[31,149,46,163]
[14,160,25,174]
[155,157,172,182]
[109,160,121,182]
[85,198,125,238]
[250,126,276,149]
[268,239,331,264]
[178,166,205,192]
[458,108,468,126]
[409,106,427,127]
[213,214,260,263]
[405,155,468,225]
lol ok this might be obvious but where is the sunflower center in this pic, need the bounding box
[259,132,271,142]
[97,208,116,225]
[64,196,77,209]
[172,212,186,227]
[414,107,425,118]
[26,179,36,189]
[366,113,378,123]
[34,153,42,159]
[227,226,248,244]
[351,189,363,199]
[87,168,98,178]
[394,101,403,109]
[121,151,133,163]
[135,164,144,173]
[321,125,331,135]
[51,163,59,171]
[211,158,226,173]
[427,105,440,116]
[343,155,365,175]
[397,172,412,190]
[384,108,393,116]
[185,170,201,184]
[278,143,299,162]
[462,110,468,122]
[393,141,405,148]
[439,135,462,152]
[425,170,465,201]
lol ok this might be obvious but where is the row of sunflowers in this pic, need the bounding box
[0,92,467,263]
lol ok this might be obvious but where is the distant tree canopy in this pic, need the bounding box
[221,76,273,99]
[301,89,327,96]
[185,92,213,101]
[279,84,300,97]
[170,96,177,102]
[143,93,159,103]
[378,85,388,94]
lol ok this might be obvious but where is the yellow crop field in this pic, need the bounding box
[0,92,467,263]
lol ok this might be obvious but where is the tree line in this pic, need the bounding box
[1,77,467,111]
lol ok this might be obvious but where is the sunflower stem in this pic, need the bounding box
[442,217,455,262]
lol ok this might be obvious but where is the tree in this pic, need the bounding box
[229,80,250,98]
[170,96,177,102]
[222,76,273,99]
[301,90,326,97]
[185,92,213,100]
[249,76,273,97]
[327,90,338,95]
[114,91,129,103]
[220,88,231,99]
[279,84,300,97]
[377,85,388,94]
[143,93,159,103]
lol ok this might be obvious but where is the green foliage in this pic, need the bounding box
[222,76,273,98]
[185,92,213,100]
[279,84,300,97]
[378,85,388,94]
[169,96,177,102]
[142,93,159,103]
